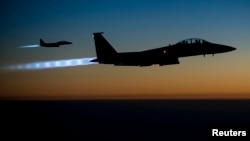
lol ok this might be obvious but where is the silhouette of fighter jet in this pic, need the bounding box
[40,39,72,47]
[91,32,236,66]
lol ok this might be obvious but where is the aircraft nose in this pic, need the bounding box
[220,45,236,52]
[213,44,236,54]
[226,46,236,52]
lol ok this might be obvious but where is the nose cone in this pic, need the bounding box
[214,44,236,53]
[226,46,236,52]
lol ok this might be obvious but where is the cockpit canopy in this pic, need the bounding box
[177,38,209,45]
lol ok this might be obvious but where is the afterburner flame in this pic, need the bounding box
[19,44,41,48]
[4,57,98,70]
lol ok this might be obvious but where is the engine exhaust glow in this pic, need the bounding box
[4,57,98,70]
[19,44,41,48]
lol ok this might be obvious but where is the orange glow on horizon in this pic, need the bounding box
[1,50,249,100]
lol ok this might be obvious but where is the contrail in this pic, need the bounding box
[4,57,98,70]
[19,44,41,48]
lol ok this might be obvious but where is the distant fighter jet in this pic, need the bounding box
[91,32,236,66]
[40,39,72,47]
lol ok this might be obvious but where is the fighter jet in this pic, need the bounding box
[40,39,72,47]
[91,32,236,66]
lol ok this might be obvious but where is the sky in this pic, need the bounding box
[0,0,250,99]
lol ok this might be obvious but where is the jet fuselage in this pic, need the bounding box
[91,32,236,66]
[40,39,72,47]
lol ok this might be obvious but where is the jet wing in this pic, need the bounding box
[141,47,180,66]
[159,56,179,66]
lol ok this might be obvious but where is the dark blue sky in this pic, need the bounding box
[1,0,250,99]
